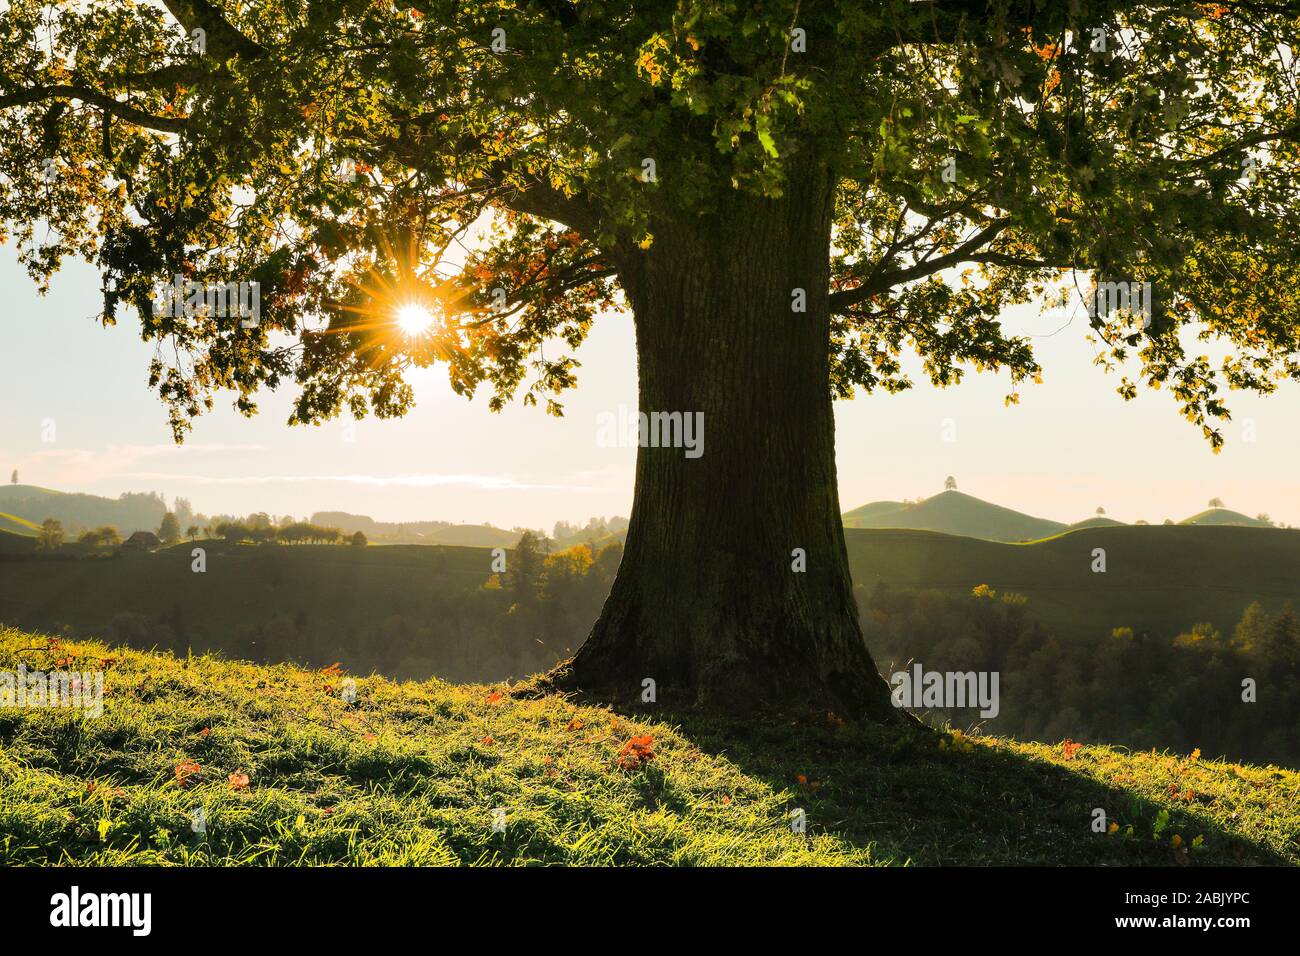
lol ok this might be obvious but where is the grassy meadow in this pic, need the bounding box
[1,625,1296,866]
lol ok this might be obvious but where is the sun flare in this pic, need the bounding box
[396,303,436,337]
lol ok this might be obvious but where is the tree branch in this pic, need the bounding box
[109,64,213,92]
[160,0,264,61]
[496,176,602,235]
[0,85,187,133]
[828,220,1008,313]
[1174,119,1300,170]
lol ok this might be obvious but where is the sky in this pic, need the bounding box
[2,250,1298,531]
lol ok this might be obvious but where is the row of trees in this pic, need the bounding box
[159,510,350,546]
[28,507,630,555]
[210,519,358,545]
[550,517,630,549]
[33,513,184,550]
[30,513,361,551]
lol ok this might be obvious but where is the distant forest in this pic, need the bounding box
[860,584,1300,768]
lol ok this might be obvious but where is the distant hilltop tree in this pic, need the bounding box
[1209,497,1226,509]
[9,470,15,485]
[1096,507,1106,516]
[944,476,957,491]
[350,531,367,547]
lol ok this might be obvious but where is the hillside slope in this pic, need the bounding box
[0,485,165,535]
[0,512,40,537]
[0,541,495,654]
[1181,507,1272,528]
[1,626,1295,866]
[0,529,37,554]
[311,511,521,547]
[846,524,1300,644]
[843,490,1066,542]
[1067,515,1127,530]
[5,525,1298,672]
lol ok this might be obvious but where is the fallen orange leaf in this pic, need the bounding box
[615,734,655,771]
[174,760,201,787]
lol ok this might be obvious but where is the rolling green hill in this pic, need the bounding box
[0,529,37,554]
[1067,515,1127,530]
[4,524,1297,670]
[1180,507,1272,528]
[2,625,1294,866]
[842,490,1067,542]
[842,491,1282,540]
[845,524,1300,644]
[0,512,40,537]
[0,484,165,535]
[311,511,522,547]
[0,540,497,654]
[0,484,60,501]
[841,499,907,521]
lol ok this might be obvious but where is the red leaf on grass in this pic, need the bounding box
[615,734,655,771]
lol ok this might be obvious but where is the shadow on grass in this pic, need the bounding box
[628,705,1291,866]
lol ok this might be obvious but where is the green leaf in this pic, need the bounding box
[1152,809,1170,837]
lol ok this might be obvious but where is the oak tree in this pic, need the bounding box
[3,1,1299,716]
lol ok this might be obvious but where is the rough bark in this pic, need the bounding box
[563,160,896,721]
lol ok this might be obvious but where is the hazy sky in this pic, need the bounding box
[3,251,1298,530]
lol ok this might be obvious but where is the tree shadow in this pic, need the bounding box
[639,706,1292,866]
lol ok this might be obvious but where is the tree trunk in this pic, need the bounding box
[564,161,896,721]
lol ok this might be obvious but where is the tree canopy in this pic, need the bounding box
[2,0,1298,447]
[157,510,182,544]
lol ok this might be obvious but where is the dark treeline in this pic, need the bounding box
[211,519,348,545]
[859,583,1300,768]
[23,513,352,550]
